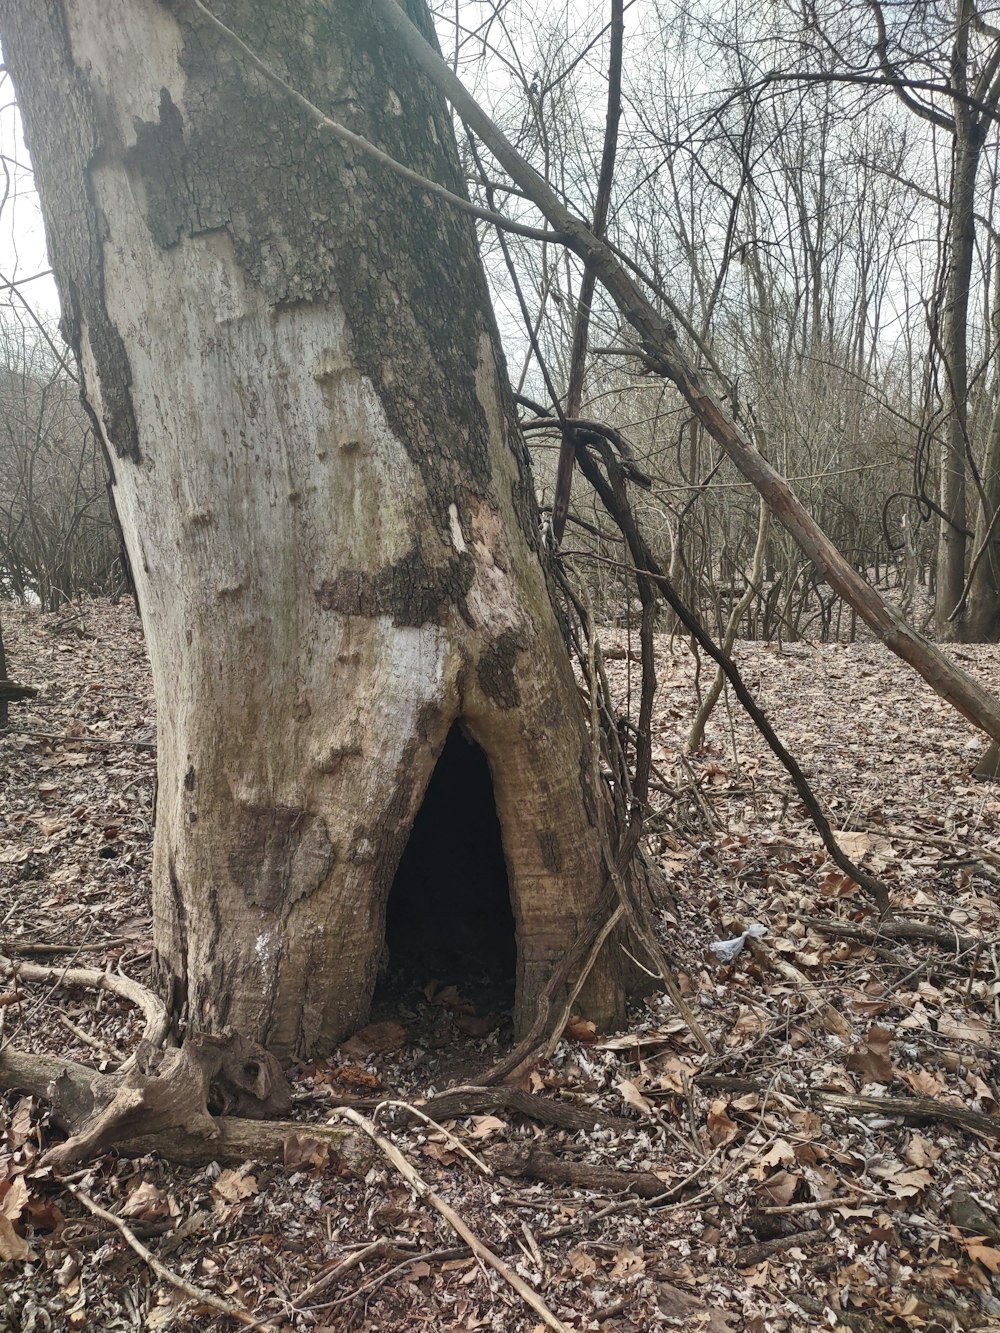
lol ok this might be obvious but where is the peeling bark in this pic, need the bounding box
[1,0,626,1056]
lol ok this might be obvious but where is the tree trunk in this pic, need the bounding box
[934,117,979,638]
[1,0,626,1057]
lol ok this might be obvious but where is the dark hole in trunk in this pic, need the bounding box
[381,724,516,1003]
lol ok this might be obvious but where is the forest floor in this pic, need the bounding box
[3,598,1000,1332]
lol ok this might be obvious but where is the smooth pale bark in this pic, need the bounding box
[2,0,625,1056]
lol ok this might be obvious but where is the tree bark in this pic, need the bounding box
[0,0,625,1056]
[934,91,979,638]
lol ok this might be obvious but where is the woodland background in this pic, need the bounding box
[4,3,1000,1331]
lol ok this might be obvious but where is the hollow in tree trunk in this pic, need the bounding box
[1,0,627,1057]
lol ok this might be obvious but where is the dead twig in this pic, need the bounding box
[331,1105,572,1333]
[66,1182,278,1331]
[731,1228,826,1267]
[374,1098,492,1175]
[0,953,169,1071]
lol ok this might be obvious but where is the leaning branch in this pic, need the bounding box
[371,0,1000,747]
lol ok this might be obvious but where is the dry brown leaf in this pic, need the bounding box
[901,1067,946,1097]
[344,1020,407,1053]
[212,1169,258,1204]
[609,1244,645,1280]
[121,1181,170,1221]
[467,1115,506,1140]
[758,1139,796,1169]
[420,1141,458,1166]
[938,1013,990,1043]
[846,1025,894,1084]
[0,1174,28,1223]
[755,1169,799,1206]
[617,1078,653,1116]
[904,1133,940,1168]
[965,1242,1000,1273]
[0,1215,33,1262]
[283,1133,330,1172]
[568,1246,598,1276]
[707,1099,739,1146]
[563,1015,597,1042]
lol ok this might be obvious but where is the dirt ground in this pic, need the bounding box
[3,598,1000,1332]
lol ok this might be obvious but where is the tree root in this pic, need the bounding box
[0,951,169,1072]
[0,1041,365,1170]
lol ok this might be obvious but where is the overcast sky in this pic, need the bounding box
[0,77,60,326]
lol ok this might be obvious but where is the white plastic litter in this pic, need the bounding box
[709,922,767,963]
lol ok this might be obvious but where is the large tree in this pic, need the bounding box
[0,0,630,1058]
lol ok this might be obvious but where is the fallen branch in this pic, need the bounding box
[332,1106,571,1333]
[0,952,169,1069]
[67,1182,277,1331]
[490,1144,678,1199]
[798,914,989,955]
[417,1085,633,1135]
[816,1090,1000,1141]
[731,1228,826,1268]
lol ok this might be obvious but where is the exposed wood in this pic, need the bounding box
[0,1046,365,1168]
[816,1090,1000,1141]
[41,1030,292,1169]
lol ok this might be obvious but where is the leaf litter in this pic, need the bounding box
[2,601,1000,1329]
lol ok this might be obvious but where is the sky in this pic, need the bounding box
[0,79,60,326]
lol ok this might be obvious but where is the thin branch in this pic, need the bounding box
[66,1183,278,1332]
[330,1106,571,1333]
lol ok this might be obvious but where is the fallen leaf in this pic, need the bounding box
[342,1020,407,1054]
[0,1215,33,1262]
[467,1115,506,1140]
[618,1078,653,1116]
[755,1170,799,1206]
[0,1174,28,1223]
[846,1025,894,1084]
[563,1015,597,1042]
[283,1133,330,1172]
[212,1170,258,1204]
[707,1099,739,1146]
[938,1012,990,1044]
[568,1246,598,1276]
[610,1244,645,1280]
[122,1181,170,1221]
[966,1242,1000,1273]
